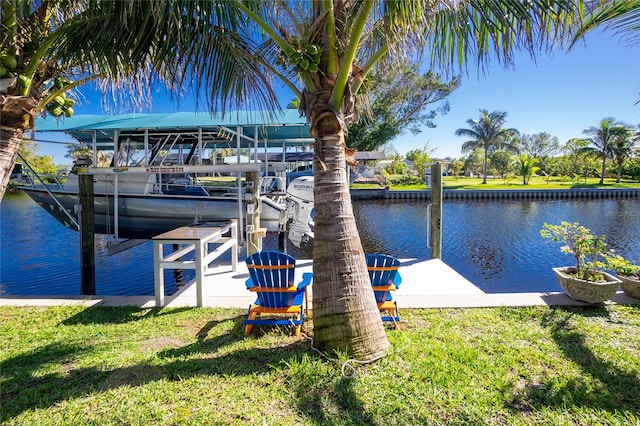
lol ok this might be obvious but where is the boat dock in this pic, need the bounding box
[2,257,637,309]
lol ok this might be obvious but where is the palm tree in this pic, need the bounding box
[516,153,540,185]
[582,117,630,184]
[0,0,276,199]
[456,110,519,184]
[608,127,636,183]
[2,1,583,359]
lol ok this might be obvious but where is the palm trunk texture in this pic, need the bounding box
[0,95,34,200]
[309,109,391,360]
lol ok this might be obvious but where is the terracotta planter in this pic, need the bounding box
[552,267,621,304]
[617,274,640,300]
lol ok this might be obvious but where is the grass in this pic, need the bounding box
[352,176,640,191]
[2,305,639,425]
[439,176,640,190]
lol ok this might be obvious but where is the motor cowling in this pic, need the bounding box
[286,176,313,203]
[286,176,314,247]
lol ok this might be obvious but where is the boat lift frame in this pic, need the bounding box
[26,111,315,243]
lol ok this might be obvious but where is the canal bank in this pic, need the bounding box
[351,187,640,200]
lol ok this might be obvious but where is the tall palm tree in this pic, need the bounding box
[582,117,630,184]
[608,127,635,183]
[2,1,583,359]
[456,110,519,184]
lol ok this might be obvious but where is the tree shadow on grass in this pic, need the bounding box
[294,376,378,425]
[2,309,376,424]
[60,305,195,325]
[506,306,640,417]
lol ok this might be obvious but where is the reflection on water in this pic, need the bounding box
[2,192,639,295]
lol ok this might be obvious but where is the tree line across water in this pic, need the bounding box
[381,113,639,187]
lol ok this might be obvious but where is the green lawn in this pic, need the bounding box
[440,176,640,190]
[2,305,639,425]
[373,176,640,191]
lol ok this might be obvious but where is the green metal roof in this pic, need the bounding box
[34,110,313,148]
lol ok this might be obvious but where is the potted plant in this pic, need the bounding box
[540,221,621,303]
[604,253,640,299]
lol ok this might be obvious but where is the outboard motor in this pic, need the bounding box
[286,176,314,247]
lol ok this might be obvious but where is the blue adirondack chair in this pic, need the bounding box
[244,250,312,336]
[366,253,402,327]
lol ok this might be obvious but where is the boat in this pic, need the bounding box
[21,171,241,238]
[19,111,316,244]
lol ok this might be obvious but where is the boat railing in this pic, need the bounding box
[19,167,67,190]
[17,154,79,229]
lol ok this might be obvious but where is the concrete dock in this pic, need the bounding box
[1,258,637,308]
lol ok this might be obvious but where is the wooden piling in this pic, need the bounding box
[78,173,96,295]
[429,163,443,259]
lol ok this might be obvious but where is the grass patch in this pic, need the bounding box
[2,305,639,425]
[378,175,640,190]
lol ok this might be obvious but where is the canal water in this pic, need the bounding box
[1,191,639,296]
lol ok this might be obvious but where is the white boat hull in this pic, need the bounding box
[21,188,242,239]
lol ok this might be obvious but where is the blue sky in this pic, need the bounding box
[34,28,638,164]
[399,29,640,158]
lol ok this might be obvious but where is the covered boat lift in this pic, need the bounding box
[29,110,315,240]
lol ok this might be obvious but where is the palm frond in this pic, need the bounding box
[573,0,640,46]
[427,0,581,74]
[50,0,280,114]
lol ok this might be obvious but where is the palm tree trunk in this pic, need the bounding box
[616,161,623,183]
[482,149,488,184]
[599,155,606,185]
[1,95,35,199]
[309,110,390,361]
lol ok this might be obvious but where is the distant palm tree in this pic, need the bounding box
[516,153,540,185]
[608,127,636,183]
[456,110,519,184]
[582,118,630,184]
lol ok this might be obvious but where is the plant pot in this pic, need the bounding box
[552,267,621,304]
[617,274,640,300]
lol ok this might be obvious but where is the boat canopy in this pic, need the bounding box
[34,110,313,149]
[253,152,313,162]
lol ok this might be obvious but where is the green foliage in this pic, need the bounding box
[582,117,631,184]
[562,138,599,180]
[405,145,434,182]
[463,148,484,177]
[447,159,464,178]
[387,174,422,187]
[622,156,640,182]
[384,154,407,175]
[604,254,640,278]
[345,65,459,152]
[517,132,560,158]
[516,153,539,185]
[488,149,514,179]
[65,144,92,160]
[456,109,520,183]
[19,139,59,176]
[540,221,608,281]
